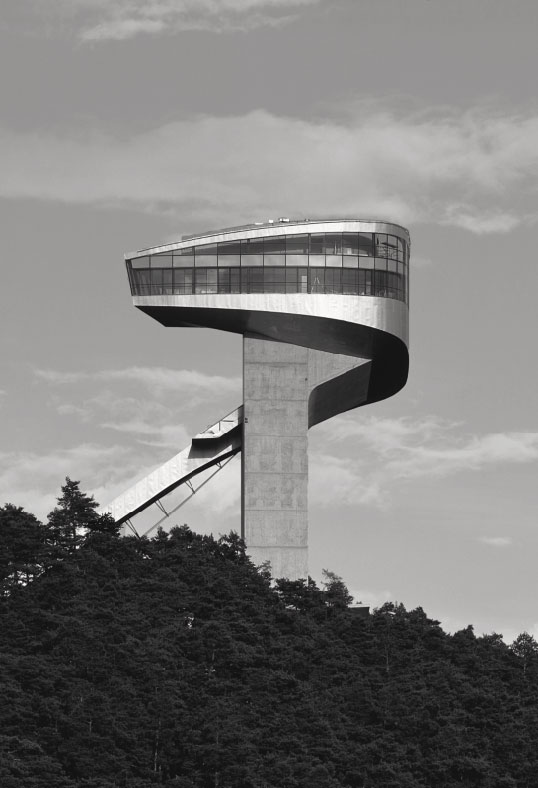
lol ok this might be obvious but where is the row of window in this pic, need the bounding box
[129,255,406,274]
[130,232,408,269]
[128,266,408,303]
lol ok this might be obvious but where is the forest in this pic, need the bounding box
[1,479,538,788]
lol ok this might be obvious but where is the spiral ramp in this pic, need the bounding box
[101,219,409,579]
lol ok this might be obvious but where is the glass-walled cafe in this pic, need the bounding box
[127,231,409,304]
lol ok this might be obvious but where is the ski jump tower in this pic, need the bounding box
[103,219,409,579]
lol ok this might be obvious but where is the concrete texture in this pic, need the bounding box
[242,335,309,579]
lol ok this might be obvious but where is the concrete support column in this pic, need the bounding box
[242,334,309,579]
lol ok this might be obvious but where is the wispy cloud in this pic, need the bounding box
[0,443,142,519]
[478,536,513,548]
[310,452,383,508]
[3,106,538,232]
[36,366,241,397]
[37,366,240,453]
[26,0,321,41]
[37,365,240,455]
[311,415,538,508]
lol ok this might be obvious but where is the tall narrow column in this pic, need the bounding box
[242,334,309,579]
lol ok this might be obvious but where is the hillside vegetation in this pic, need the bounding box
[1,480,538,788]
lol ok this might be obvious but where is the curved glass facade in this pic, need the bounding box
[127,231,409,304]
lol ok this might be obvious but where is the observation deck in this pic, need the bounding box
[104,219,410,579]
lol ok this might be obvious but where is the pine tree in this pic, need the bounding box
[46,478,103,554]
[0,504,46,595]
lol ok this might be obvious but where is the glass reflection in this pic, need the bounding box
[128,230,408,304]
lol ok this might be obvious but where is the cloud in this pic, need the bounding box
[3,106,538,233]
[100,418,191,449]
[478,536,513,547]
[39,368,241,456]
[388,431,538,480]
[38,366,241,451]
[311,415,538,508]
[0,432,240,526]
[27,0,321,41]
[36,366,241,397]
[0,443,143,520]
[309,452,383,508]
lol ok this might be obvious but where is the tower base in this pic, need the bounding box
[242,335,309,580]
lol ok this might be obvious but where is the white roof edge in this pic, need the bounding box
[125,219,410,260]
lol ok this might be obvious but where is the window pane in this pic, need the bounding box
[325,269,342,294]
[175,246,195,256]
[309,254,325,267]
[397,237,405,262]
[174,254,194,267]
[194,268,217,293]
[195,256,216,267]
[218,269,230,293]
[326,255,342,268]
[173,269,192,294]
[242,238,264,255]
[298,270,308,293]
[342,255,359,268]
[324,233,342,255]
[374,270,388,296]
[195,243,217,257]
[264,267,285,284]
[342,233,359,255]
[342,269,358,295]
[241,254,263,267]
[387,272,400,293]
[244,268,264,293]
[374,233,388,257]
[374,258,387,271]
[263,236,286,254]
[285,281,301,293]
[264,254,285,267]
[387,258,398,273]
[358,233,374,257]
[358,270,373,295]
[386,235,399,260]
[359,256,374,270]
[309,268,325,293]
[130,256,150,269]
[152,254,173,267]
[285,267,298,282]
[132,269,151,290]
[218,254,240,267]
[248,268,263,282]
[230,269,241,293]
[309,234,324,255]
[218,240,242,256]
[286,234,309,254]
[151,269,163,287]
[286,254,308,266]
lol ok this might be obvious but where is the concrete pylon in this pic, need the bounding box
[242,335,309,579]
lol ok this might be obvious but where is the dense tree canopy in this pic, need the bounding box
[1,480,537,787]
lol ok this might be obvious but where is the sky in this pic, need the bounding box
[1,0,537,641]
